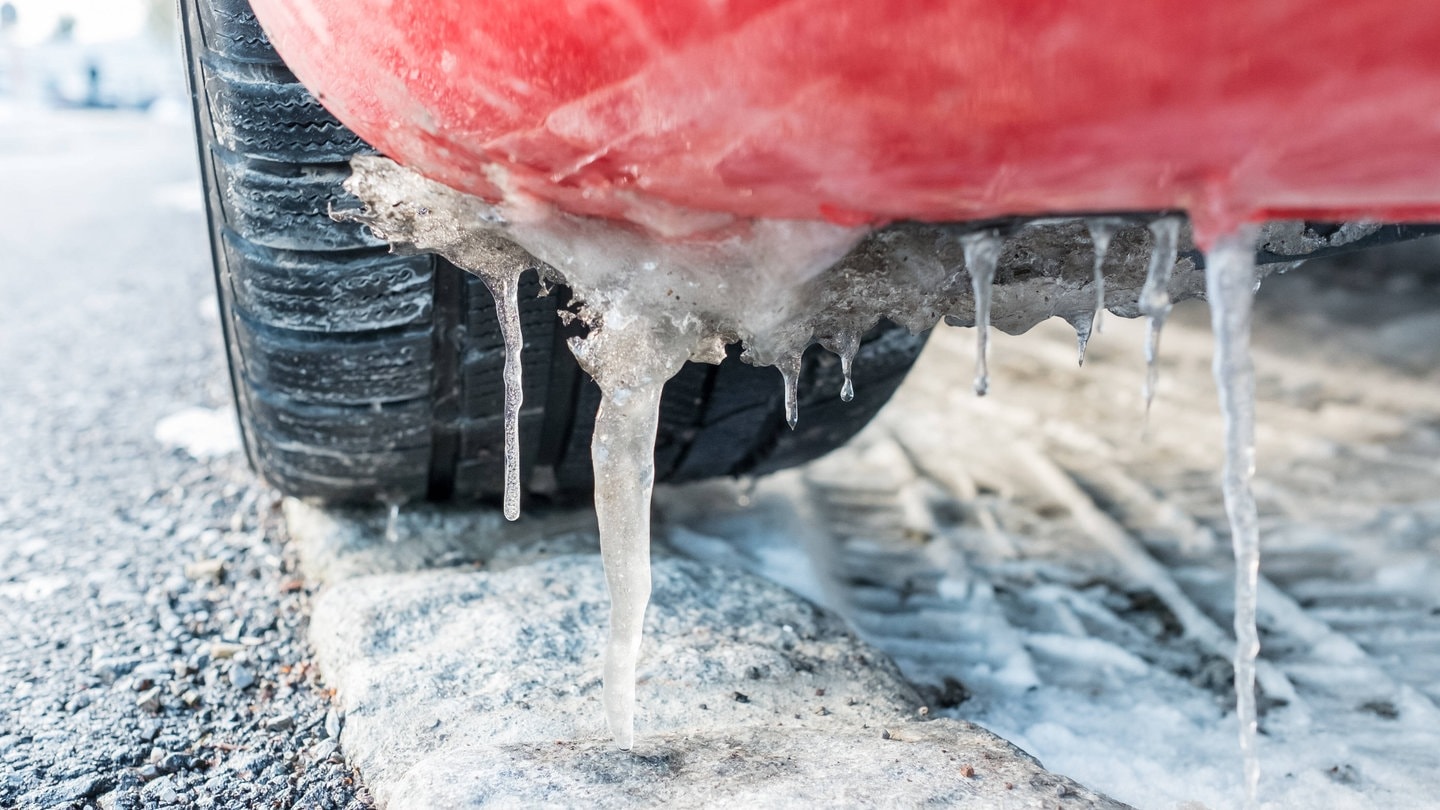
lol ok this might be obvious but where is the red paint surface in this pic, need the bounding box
[251,0,1440,244]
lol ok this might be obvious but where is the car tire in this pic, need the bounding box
[178,0,930,506]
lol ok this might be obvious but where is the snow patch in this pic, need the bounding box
[154,406,241,460]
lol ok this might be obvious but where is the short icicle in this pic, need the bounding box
[1085,218,1116,347]
[384,502,400,544]
[778,351,804,428]
[1138,217,1181,421]
[961,231,1003,396]
[1204,225,1263,809]
[1073,310,1096,367]
[824,331,860,402]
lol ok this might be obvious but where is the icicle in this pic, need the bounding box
[568,320,692,751]
[478,270,526,521]
[1073,310,1095,367]
[384,502,400,544]
[1204,225,1263,809]
[777,351,803,428]
[822,332,860,402]
[1086,218,1115,340]
[591,380,663,750]
[961,231,1003,396]
[1138,217,1181,419]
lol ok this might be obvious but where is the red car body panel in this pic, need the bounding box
[251,0,1440,245]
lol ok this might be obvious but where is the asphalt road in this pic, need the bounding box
[0,105,369,809]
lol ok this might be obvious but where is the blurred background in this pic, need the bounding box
[0,0,181,112]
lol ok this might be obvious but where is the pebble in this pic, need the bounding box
[229,663,256,690]
[135,688,162,713]
[208,641,245,659]
[184,559,225,583]
[91,655,140,684]
[263,714,294,732]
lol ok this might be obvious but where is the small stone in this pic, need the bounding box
[961,764,976,778]
[136,687,163,713]
[181,690,202,708]
[311,739,338,762]
[140,720,163,742]
[263,714,294,732]
[229,664,256,690]
[732,691,750,704]
[208,642,245,659]
[91,655,140,684]
[323,709,341,740]
[184,559,225,583]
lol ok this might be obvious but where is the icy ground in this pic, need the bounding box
[659,249,1440,810]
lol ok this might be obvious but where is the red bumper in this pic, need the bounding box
[252,0,1440,245]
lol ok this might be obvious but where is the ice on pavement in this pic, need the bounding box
[661,286,1440,810]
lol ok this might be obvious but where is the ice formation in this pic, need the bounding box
[1079,218,1119,365]
[333,156,1270,784]
[960,232,1002,396]
[1204,227,1263,808]
[1138,218,1181,419]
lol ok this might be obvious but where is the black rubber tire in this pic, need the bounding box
[180,0,929,506]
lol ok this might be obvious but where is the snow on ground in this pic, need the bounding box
[661,252,1440,809]
[155,406,242,460]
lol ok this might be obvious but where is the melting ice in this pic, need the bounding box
[335,155,1271,797]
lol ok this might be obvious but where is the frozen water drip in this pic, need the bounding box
[778,351,803,428]
[482,270,526,521]
[385,502,400,544]
[821,332,860,403]
[1205,226,1264,808]
[1138,217,1181,422]
[1080,218,1117,365]
[961,231,1003,396]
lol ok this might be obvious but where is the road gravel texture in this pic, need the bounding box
[0,106,370,809]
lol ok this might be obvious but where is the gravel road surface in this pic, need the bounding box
[0,105,370,810]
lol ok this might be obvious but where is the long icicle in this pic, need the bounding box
[961,231,1003,396]
[592,380,664,750]
[480,270,525,521]
[1138,217,1181,421]
[1205,226,1263,809]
